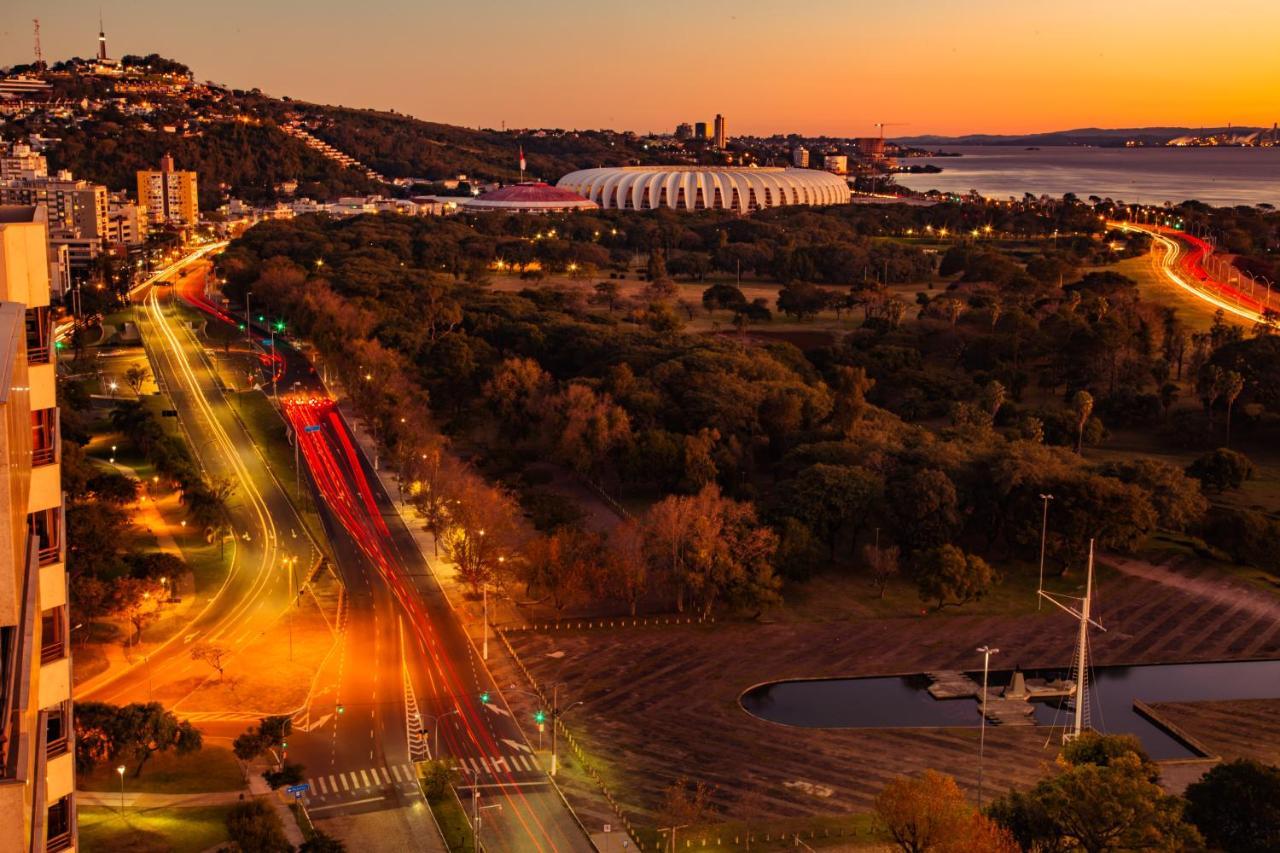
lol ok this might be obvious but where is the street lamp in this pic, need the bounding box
[421,708,461,759]
[116,765,127,814]
[483,554,503,661]
[549,683,584,777]
[472,788,501,853]
[1037,494,1054,608]
[976,646,999,807]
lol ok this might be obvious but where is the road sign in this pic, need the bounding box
[604,824,612,833]
[286,783,309,795]
[304,425,322,433]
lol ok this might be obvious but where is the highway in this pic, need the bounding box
[180,279,593,850]
[78,253,319,715]
[1115,221,1273,325]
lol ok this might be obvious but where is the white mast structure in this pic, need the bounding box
[1038,537,1106,741]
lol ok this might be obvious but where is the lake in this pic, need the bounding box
[740,659,1280,760]
[893,146,1280,208]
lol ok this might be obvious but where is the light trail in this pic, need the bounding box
[282,396,561,849]
[1114,222,1268,325]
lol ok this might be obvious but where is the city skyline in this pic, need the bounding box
[3,0,1278,136]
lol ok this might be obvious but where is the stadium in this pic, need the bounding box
[555,166,850,212]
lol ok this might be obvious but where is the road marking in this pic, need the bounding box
[379,767,391,784]
[467,757,481,775]
[340,774,350,791]
[515,755,532,771]
[359,769,371,788]
[309,796,385,813]
[502,737,532,754]
[315,776,328,795]
[328,775,338,792]
[491,756,507,772]
[479,756,492,774]
[391,765,403,782]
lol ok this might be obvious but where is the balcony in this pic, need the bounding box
[26,306,52,366]
[32,408,58,467]
[40,607,66,666]
[30,508,62,568]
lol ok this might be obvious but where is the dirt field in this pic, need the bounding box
[497,555,1280,832]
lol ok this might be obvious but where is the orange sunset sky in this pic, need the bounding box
[4,0,1278,136]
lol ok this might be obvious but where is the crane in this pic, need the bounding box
[874,122,908,140]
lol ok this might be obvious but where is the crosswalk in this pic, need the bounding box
[304,754,543,801]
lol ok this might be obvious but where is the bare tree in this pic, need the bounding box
[191,643,232,681]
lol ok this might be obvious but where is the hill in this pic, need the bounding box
[897,126,1267,147]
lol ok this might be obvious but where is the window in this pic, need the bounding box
[46,795,72,852]
[32,409,57,466]
[40,607,66,665]
[46,704,68,758]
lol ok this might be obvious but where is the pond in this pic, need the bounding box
[740,659,1280,760]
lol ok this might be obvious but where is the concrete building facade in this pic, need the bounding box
[137,154,198,228]
[0,206,74,853]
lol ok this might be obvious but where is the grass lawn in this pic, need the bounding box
[428,795,475,852]
[1112,253,1220,332]
[78,804,231,853]
[79,746,245,794]
[772,555,1106,623]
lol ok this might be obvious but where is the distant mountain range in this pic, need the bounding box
[897,126,1272,147]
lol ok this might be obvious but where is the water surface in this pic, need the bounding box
[894,146,1280,207]
[741,659,1280,759]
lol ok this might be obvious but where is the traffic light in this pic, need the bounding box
[479,691,490,704]
[534,710,546,725]
[238,323,246,331]
[257,314,265,322]
[274,320,286,332]
[281,740,288,749]
[336,704,345,715]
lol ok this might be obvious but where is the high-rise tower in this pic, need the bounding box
[713,114,727,149]
[97,14,108,62]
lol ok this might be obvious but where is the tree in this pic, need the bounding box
[1184,759,1280,853]
[874,770,1013,853]
[420,758,459,800]
[108,576,165,645]
[887,469,960,552]
[604,520,648,616]
[188,642,231,680]
[300,831,348,853]
[661,775,716,824]
[782,464,882,555]
[913,545,997,611]
[233,715,293,764]
[1186,447,1254,493]
[520,526,604,618]
[1221,369,1244,447]
[863,542,900,599]
[593,280,621,312]
[1071,390,1094,454]
[702,282,747,312]
[263,762,306,789]
[124,365,150,396]
[1097,459,1207,532]
[439,473,522,593]
[225,799,292,853]
[74,701,202,777]
[989,735,1201,853]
